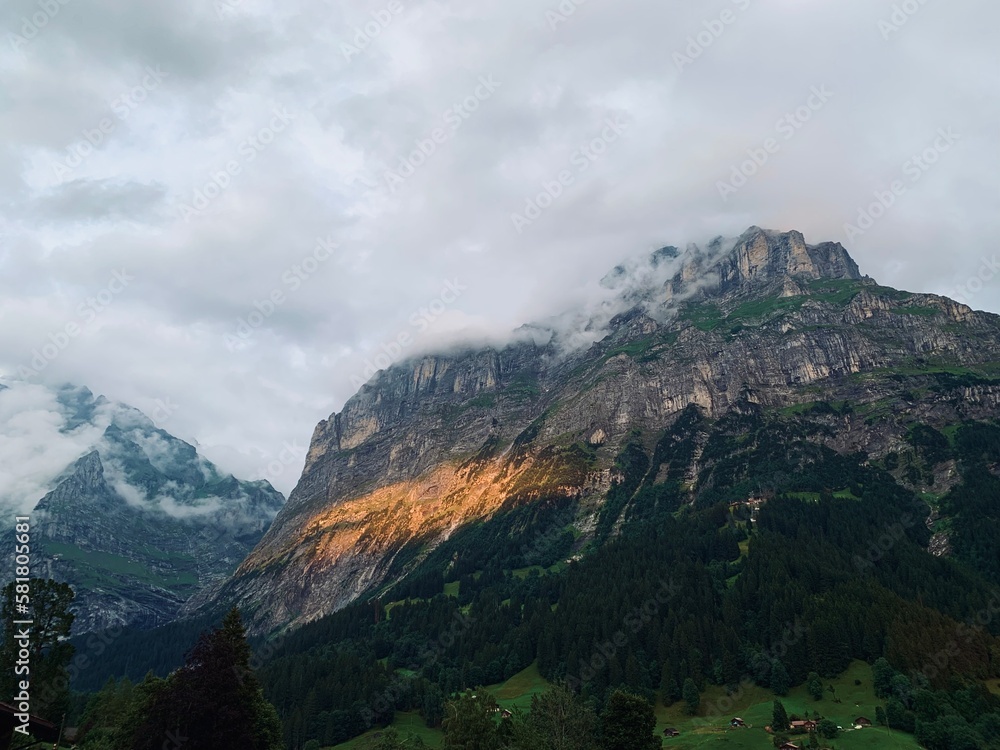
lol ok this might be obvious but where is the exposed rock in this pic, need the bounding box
[214,227,1000,633]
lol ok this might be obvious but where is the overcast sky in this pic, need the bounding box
[1,0,997,496]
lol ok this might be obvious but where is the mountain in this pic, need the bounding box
[0,384,285,631]
[214,227,1000,633]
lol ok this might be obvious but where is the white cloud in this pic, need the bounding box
[1,0,997,495]
[0,383,111,515]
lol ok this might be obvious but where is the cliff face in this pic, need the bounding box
[0,386,285,632]
[219,227,1000,632]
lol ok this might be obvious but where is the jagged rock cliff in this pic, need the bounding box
[217,227,1000,632]
[0,385,285,631]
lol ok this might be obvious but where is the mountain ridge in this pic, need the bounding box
[0,382,286,631]
[209,227,1000,633]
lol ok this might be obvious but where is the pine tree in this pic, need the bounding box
[769,661,790,696]
[682,678,700,715]
[132,608,283,750]
[772,700,790,732]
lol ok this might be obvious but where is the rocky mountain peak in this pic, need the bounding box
[665,227,863,303]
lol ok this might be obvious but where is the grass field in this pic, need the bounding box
[655,661,919,749]
[328,661,921,749]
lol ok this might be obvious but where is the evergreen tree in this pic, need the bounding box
[769,661,790,696]
[772,700,790,732]
[872,657,894,698]
[682,677,700,716]
[599,690,660,750]
[0,578,75,722]
[876,705,888,726]
[132,608,283,750]
[806,672,823,701]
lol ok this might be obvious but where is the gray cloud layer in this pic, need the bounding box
[2,0,997,493]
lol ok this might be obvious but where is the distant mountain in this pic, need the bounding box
[0,384,284,631]
[213,227,1000,633]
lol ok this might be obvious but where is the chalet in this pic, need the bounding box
[790,719,818,731]
[0,702,61,750]
[854,716,873,727]
[730,717,747,728]
[499,708,513,720]
[779,743,801,750]
[663,727,680,737]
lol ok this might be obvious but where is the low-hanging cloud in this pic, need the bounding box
[1,0,997,495]
[0,382,113,516]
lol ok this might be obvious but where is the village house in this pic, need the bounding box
[790,719,818,731]
[854,716,873,727]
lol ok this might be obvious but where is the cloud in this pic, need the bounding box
[24,179,168,224]
[0,381,280,528]
[1,0,997,495]
[0,382,112,515]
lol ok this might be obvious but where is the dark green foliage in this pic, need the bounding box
[769,661,790,696]
[506,686,599,750]
[817,718,838,738]
[77,672,166,750]
[682,677,700,715]
[69,611,222,692]
[442,689,500,750]
[772,700,790,731]
[131,608,283,750]
[0,578,75,721]
[594,441,650,541]
[941,422,1000,579]
[66,416,1000,749]
[806,671,823,701]
[599,690,660,750]
[907,424,952,464]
